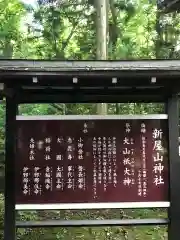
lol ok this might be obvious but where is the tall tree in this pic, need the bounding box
[95,0,108,115]
[0,0,25,58]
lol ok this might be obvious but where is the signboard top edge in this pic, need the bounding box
[16,114,168,121]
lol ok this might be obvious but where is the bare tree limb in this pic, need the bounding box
[61,20,79,53]
[60,2,90,56]
[50,103,65,114]
[109,0,120,55]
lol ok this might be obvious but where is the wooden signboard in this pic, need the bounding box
[15,115,169,210]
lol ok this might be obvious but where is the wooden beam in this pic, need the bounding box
[0,83,14,98]
[0,60,180,72]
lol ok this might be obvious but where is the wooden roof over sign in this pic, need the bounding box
[0,59,180,103]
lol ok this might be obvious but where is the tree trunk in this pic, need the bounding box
[95,0,108,115]
[2,40,13,59]
[155,11,161,59]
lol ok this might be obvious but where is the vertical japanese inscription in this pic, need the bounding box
[56,166,64,190]
[123,123,134,186]
[44,137,52,160]
[102,137,107,191]
[77,165,85,190]
[22,167,30,195]
[141,123,147,197]
[107,137,112,184]
[45,166,53,191]
[67,137,74,161]
[112,137,117,187]
[97,137,102,184]
[153,128,165,186]
[92,137,97,198]
[33,167,42,195]
[77,137,83,160]
[56,137,63,161]
[67,165,74,190]
[29,138,35,160]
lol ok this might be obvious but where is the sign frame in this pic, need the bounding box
[15,114,170,210]
[2,59,180,240]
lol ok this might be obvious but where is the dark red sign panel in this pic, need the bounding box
[15,116,169,207]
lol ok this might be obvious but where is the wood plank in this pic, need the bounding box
[0,60,180,72]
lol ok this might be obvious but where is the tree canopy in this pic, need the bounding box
[0,0,180,60]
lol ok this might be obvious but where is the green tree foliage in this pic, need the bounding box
[0,0,177,238]
[1,0,179,60]
[0,0,26,58]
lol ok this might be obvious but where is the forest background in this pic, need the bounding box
[0,0,179,238]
